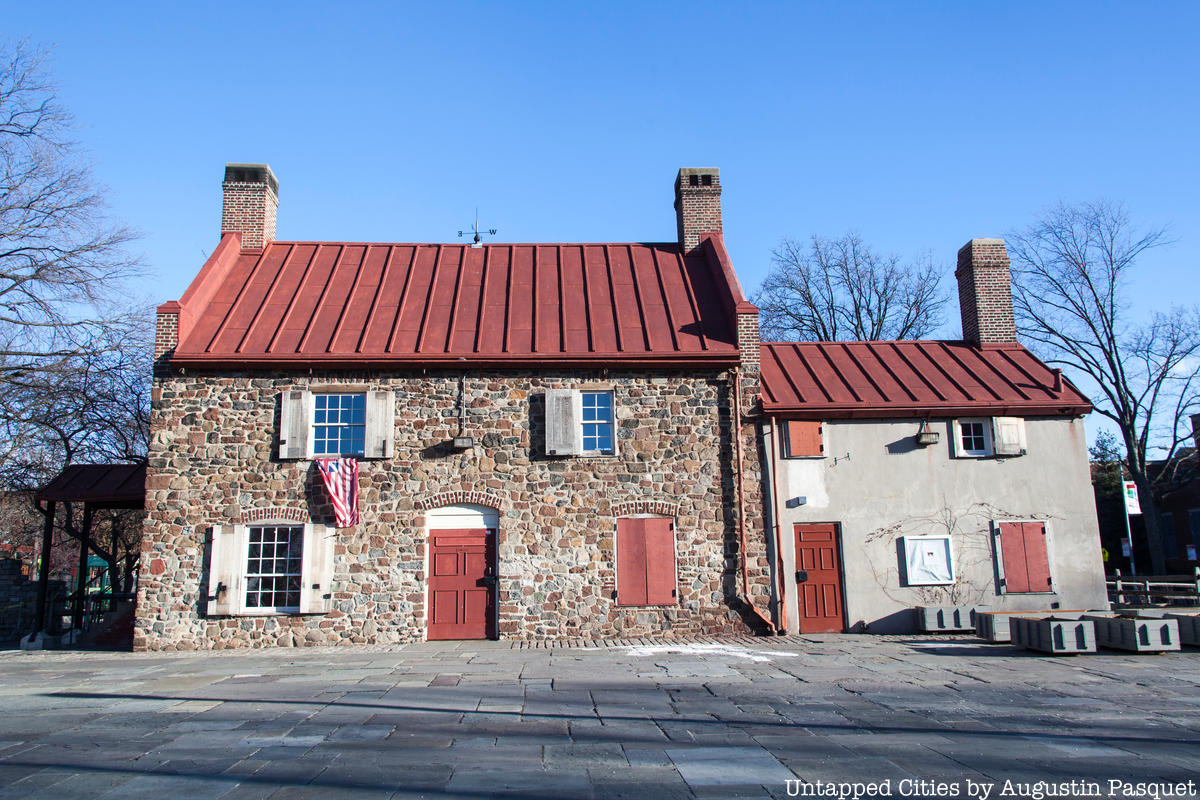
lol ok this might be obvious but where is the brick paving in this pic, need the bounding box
[0,635,1198,799]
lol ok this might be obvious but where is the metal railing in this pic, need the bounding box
[1107,567,1200,606]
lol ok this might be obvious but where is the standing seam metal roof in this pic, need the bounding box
[760,341,1091,417]
[171,241,743,366]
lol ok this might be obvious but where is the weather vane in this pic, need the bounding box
[458,209,497,247]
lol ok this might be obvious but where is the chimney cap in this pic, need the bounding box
[675,167,720,191]
[224,163,279,196]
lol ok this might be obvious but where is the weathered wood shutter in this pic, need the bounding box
[616,518,677,606]
[299,524,335,614]
[545,389,582,455]
[998,521,1051,593]
[206,525,241,616]
[992,417,1027,456]
[785,421,823,457]
[364,390,395,459]
[278,390,310,459]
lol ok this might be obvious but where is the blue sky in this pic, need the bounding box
[10,2,1198,338]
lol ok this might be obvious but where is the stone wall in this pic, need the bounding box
[136,368,771,650]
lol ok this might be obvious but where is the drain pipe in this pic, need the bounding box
[731,367,777,635]
[765,416,789,635]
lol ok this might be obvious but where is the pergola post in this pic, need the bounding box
[32,499,56,636]
[72,503,93,633]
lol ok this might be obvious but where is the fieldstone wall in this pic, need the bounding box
[136,368,771,650]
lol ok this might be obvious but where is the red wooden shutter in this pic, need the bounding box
[644,518,677,605]
[1021,522,1052,590]
[616,518,648,606]
[786,421,823,457]
[1000,521,1051,593]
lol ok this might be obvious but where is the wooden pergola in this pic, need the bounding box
[31,464,146,640]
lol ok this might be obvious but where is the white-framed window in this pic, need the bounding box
[545,388,617,456]
[953,419,993,457]
[901,535,955,586]
[581,391,615,454]
[278,388,394,460]
[206,522,335,616]
[244,525,304,612]
[313,393,366,457]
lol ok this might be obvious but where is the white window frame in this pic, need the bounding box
[953,418,993,458]
[311,392,367,458]
[206,521,335,616]
[901,535,955,586]
[580,390,616,456]
[991,519,1058,596]
[242,525,305,614]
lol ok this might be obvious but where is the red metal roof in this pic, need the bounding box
[761,341,1091,418]
[36,464,146,507]
[168,238,745,368]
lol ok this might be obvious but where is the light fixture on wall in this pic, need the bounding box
[915,418,939,447]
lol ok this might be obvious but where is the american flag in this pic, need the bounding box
[316,457,359,527]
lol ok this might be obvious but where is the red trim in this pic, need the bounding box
[169,352,740,369]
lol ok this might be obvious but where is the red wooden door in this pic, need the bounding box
[428,529,496,640]
[999,522,1051,593]
[794,523,844,633]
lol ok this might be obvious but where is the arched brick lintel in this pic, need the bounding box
[240,506,311,524]
[610,500,679,518]
[415,490,505,512]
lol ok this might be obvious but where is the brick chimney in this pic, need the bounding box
[956,238,1017,346]
[221,163,278,249]
[674,168,721,252]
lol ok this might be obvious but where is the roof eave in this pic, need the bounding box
[167,352,742,370]
[762,402,1093,419]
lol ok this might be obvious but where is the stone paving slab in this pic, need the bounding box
[0,635,1199,798]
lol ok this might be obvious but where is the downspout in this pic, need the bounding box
[766,416,789,634]
[731,367,776,634]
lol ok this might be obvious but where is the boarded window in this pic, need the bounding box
[616,517,676,606]
[997,521,1052,593]
[784,421,823,458]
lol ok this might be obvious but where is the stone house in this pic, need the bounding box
[135,165,774,650]
[759,240,1109,633]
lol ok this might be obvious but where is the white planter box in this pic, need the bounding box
[1084,614,1179,652]
[1163,612,1200,646]
[916,605,990,633]
[1011,616,1095,655]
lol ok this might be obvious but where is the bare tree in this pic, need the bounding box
[0,41,146,591]
[752,232,946,341]
[0,40,140,379]
[1008,201,1200,573]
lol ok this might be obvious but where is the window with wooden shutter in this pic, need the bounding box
[206,525,242,616]
[992,417,1027,456]
[616,517,677,606]
[996,521,1053,593]
[299,524,335,614]
[364,390,395,459]
[783,421,823,458]
[545,389,583,455]
[207,522,335,616]
[278,390,310,459]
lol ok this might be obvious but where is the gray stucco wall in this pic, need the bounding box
[770,416,1108,634]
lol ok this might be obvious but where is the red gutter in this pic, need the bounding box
[169,353,742,370]
[731,367,777,635]
[760,403,1093,418]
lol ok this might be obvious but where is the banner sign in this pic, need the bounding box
[1122,481,1142,515]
